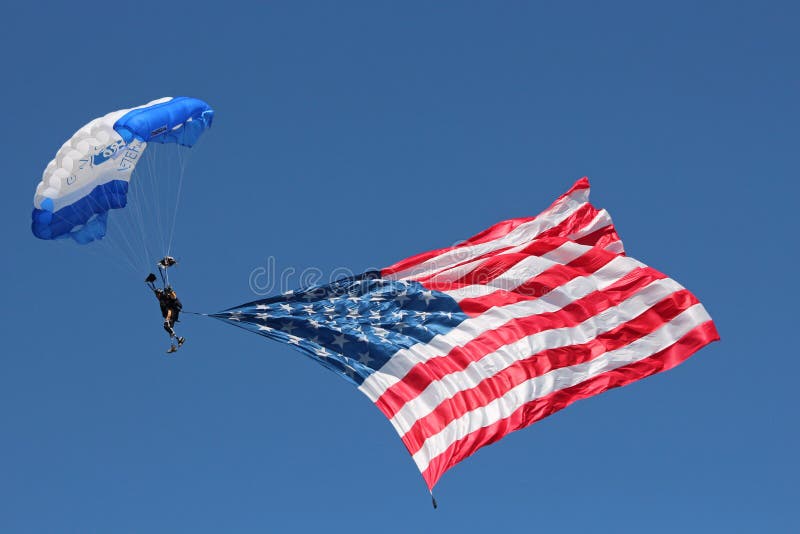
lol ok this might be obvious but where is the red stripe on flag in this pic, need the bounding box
[382,178,591,278]
[455,246,621,316]
[375,266,668,420]
[533,202,603,242]
[457,177,591,248]
[574,225,623,251]
[418,320,720,489]
[400,289,700,456]
[431,238,571,289]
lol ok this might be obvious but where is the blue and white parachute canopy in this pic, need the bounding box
[31,97,213,244]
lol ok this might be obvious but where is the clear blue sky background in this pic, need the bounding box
[1,2,797,532]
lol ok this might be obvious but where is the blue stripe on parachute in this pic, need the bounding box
[32,180,127,243]
[32,97,213,243]
[114,96,214,147]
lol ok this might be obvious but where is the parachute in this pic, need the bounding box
[31,97,213,271]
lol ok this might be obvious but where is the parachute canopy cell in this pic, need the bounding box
[31,97,214,244]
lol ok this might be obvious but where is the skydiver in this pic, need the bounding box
[145,257,185,353]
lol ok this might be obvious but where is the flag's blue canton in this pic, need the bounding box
[212,272,468,385]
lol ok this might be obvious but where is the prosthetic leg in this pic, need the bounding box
[164,310,185,353]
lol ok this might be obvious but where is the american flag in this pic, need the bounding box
[214,178,719,490]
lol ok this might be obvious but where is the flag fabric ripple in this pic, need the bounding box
[214,178,720,490]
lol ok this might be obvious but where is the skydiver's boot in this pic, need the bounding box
[167,345,178,354]
[177,337,186,347]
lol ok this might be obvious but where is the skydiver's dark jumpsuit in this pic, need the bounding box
[155,289,182,338]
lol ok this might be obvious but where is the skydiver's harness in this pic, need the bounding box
[157,291,182,320]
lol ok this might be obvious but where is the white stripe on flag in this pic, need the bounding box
[441,241,596,301]
[387,188,590,281]
[388,278,685,436]
[359,254,648,402]
[567,208,613,240]
[409,303,713,474]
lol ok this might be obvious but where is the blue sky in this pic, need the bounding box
[1,1,797,532]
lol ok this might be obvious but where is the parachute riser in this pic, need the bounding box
[156,255,177,287]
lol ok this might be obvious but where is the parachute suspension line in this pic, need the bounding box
[155,143,168,259]
[102,136,196,276]
[42,144,194,277]
[136,145,162,269]
[143,142,166,260]
[159,143,174,258]
[135,149,161,269]
[166,144,189,259]
[43,206,132,273]
[127,161,153,269]
[84,188,144,274]
[106,177,149,274]
[126,142,178,273]
[99,169,153,275]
